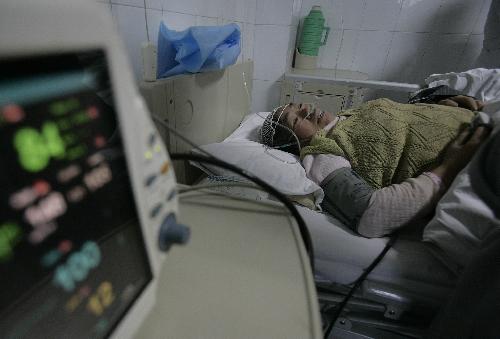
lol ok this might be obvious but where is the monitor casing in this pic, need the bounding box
[0,1,178,337]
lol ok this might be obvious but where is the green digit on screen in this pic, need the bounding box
[43,122,65,159]
[14,122,66,172]
[0,223,22,261]
[14,127,50,172]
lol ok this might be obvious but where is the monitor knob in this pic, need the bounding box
[158,213,190,252]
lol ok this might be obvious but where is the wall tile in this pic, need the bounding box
[417,33,468,81]
[473,0,491,34]
[292,0,303,26]
[432,0,484,34]
[196,16,219,26]
[383,32,429,83]
[146,0,161,10]
[146,8,163,44]
[336,29,359,70]
[254,25,293,82]
[221,19,242,26]
[112,4,148,80]
[332,0,366,30]
[162,0,197,15]
[234,0,248,23]
[251,80,283,112]
[162,10,197,30]
[317,29,342,69]
[196,0,222,18]
[96,1,112,15]
[396,0,442,33]
[286,26,298,68]
[352,30,394,80]
[244,0,257,24]
[242,23,255,61]
[111,0,144,7]
[477,0,499,50]
[255,0,294,26]
[361,0,402,31]
[220,0,238,21]
[458,34,484,70]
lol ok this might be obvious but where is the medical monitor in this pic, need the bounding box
[0,1,181,338]
[0,50,152,338]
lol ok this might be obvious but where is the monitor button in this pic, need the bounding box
[158,213,190,252]
[149,203,163,218]
[144,174,157,187]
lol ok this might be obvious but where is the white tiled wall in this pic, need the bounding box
[250,0,302,112]
[96,0,497,113]
[299,0,497,92]
[96,0,300,113]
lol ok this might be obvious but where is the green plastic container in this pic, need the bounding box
[298,6,330,57]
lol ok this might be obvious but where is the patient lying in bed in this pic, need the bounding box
[260,96,490,238]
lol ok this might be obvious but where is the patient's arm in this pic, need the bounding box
[322,127,491,238]
[356,173,443,238]
[320,168,443,237]
[304,154,443,236]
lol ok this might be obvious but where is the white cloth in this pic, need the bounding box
[426,68,500,102]
[423,166,500,274]
[426,68,500,115]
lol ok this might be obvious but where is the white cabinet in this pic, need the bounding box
[139,62,253,184]
[280,68,369,113]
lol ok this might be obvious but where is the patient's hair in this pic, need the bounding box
[260,106,301,155]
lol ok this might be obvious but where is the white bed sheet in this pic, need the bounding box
[194,178,457,300]
[296,205,457,298]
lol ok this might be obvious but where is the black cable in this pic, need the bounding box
[323,233,399,339]
[169,153,315,271]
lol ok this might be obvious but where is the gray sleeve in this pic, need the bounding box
[320,167,375,232]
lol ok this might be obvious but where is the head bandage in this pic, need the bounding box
[259,103,302,153]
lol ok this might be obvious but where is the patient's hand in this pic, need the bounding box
[432,126,490,186]
[438,95,484,111]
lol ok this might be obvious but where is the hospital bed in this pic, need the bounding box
[140,62,499,338]
[2,0,496,336]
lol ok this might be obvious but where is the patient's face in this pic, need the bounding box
[280,103,335,141]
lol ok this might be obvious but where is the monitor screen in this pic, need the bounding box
[0,51,152,338]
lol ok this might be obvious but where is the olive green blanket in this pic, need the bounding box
[301,98,475,188]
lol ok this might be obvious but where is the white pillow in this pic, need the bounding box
[224,112,269,142]
[193,140,324,208]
